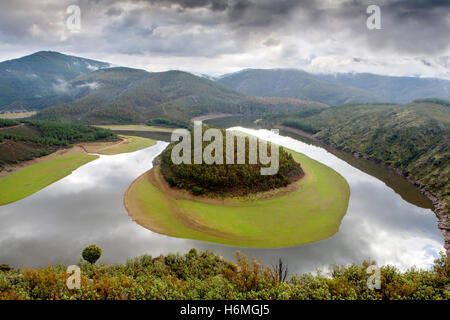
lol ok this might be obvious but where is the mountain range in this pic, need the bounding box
[0,51,110,111]
[33,62,326,124]
[1,51,450,123]
[217,69,450,105]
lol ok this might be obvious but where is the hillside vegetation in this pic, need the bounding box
[0,121,116,170]
[218,69,450,105]
[0,250,447,300]
[36,68,327,125]
[316,73,450,103]
[160,129,303,196]
[217,69,381,105]
[274,101,450,208]
[0,51,110,111]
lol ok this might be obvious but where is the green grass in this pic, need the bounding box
[0,135,156,205]
[98,135,156,155]
[125,151,350,248]
[0,152,98,206]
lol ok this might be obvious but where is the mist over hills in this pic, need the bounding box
[315,72,450,103]
[217,69,450,105]
[1,51,450,124]
[36,66,327,124]
[217,69,382,106]
[0,51,110,111]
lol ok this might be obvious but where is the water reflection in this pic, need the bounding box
[0,130,444,274]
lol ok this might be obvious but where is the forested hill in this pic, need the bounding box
[217,69,381,106]
[0,51,110,111]
[217,69,450,105]
[35,67,328,124]
[271,100,450,209]
[315,73,450,104]
[0,120,115,170]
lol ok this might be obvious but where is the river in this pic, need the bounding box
[0,127,444,274]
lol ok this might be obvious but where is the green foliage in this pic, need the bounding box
[0,265,11,271]
[0,51,110,112]
[0,251,447,300]
[0,121,116,168]
[281,120,320,134]
[35,68,328,124]
[413,98,450,107]
[314,72,450,104]
[82,245,102,264]
[0,121,115,147]
[0,119,19,128]
[278,102,450,209]
[159,129,303,196]
[147,118,189,128]
[218,69,381,106]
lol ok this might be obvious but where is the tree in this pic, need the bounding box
[82,244,102,264]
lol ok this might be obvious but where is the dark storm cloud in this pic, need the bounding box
[142,0,230,11]
[0,0,448,75]
[105,7,124,17]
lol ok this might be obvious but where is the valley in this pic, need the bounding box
[0,51,448,298]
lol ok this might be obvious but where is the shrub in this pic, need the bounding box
[0,250,447,300]
[82,244,102,264]
[191,186,204,195]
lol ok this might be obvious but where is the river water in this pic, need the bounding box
[0,127,444,273]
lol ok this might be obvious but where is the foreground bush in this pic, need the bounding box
[82,244,102,264]
[0,250,448,300]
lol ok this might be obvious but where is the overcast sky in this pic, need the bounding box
[0,0,449,78]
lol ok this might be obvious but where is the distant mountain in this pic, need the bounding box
[37,67,327,124]
[315,72,450,103]
[217,69,382,106]
[0,51,110,111]
[217,68,450,105]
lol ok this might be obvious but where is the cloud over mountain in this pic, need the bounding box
[0,0,448,78]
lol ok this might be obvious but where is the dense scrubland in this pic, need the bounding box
[34,67,327,125]
[0,250,448,300]
[0,121,116,170]
[272,101,450,209]
[0,119,19,128]
[159,129,303,196]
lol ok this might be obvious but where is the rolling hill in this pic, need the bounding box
[271,100,450,210]
[0,51,110,112]
[36,67,328,124]
[315,72,450,103]
[217,69,450,105]
[217,69,382,106]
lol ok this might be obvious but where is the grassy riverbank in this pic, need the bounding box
[81,135,156,155]
[0,135,156,206]
[0,147,98,205]
[124,150,350,247]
